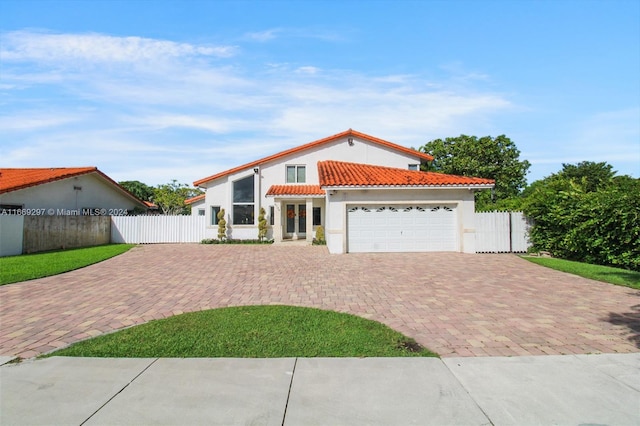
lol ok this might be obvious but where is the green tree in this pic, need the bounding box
[153,180,202,215]
[557,161,616,193]
[257,207,267,241]
[119,180,154,201]
[419,135,530,210]
[217,208,227,240]
[522,163,640,271]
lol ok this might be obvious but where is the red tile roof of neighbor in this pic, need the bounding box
[0,167,148,206]
[184,194,205,204]
[193,129,433,187]
[266,185,326,197]
[318,161,495,188]
[0,167,99,193]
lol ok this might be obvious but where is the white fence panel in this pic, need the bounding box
[475,211,531,253]
[111,216,206,244]
[0,215,24,257]
[510,212,532,253]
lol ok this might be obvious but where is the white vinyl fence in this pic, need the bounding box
[111,215,206,244]
[110,213,531,252]
[475,211,532,253]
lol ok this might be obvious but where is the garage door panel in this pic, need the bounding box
[347,204,457,253]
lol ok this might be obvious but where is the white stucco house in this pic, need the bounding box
[189,129,494,254]
[0,167,149,215]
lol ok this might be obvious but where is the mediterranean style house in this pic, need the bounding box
[188,129,494,254]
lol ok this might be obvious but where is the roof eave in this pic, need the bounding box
[193,129,433,187]
[321,184,495,190]
[265,194,326,198]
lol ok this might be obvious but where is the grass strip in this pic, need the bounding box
[523,256,640,290]
[46,305,438,358]
[0,244,135,286]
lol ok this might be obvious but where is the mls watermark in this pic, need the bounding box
[1,208,130,216]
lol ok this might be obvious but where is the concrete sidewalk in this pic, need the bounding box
[1,354,639,425]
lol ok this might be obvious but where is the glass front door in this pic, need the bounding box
[285,204,306,238]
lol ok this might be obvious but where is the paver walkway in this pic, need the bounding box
[1,244,638,358]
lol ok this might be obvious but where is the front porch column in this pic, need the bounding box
[273,200,283,243]
[306,198,313,242]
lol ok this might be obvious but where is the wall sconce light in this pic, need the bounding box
[253,167,259,174]
[347,137,354,146]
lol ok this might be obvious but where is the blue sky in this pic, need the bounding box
[1,0,639,186]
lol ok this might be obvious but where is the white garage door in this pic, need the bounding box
[347,205,458,253]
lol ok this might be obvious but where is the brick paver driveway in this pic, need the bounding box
[1,244,638,359]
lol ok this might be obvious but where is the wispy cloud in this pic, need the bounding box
[1,30,517,185]
[0,30,236,65]
[244,28,282,42]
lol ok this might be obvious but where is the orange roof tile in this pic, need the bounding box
[184,194,205,204]
[0,167,148,207]
[193,129,433,187]
[318,161,495,188]
[0,167,99,193]
[266,185,326,197]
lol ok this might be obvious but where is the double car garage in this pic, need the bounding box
[346,204,458,253]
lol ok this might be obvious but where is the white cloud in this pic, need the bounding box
[244,29,282,42]
[296,66,320,75]
[0,30,236,65]
[1,30,519,185]
[0,112,80,131]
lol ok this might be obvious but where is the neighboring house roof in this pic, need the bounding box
[193,129,433,187]
[318,161,495,188]
[266,185,326,197]
[184,194,205,205]
[0,167,98,193]
[0,167,148,207]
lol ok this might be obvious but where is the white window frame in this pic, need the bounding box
[286,165,306,183]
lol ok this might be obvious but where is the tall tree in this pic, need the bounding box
[558,161,616,193]
[419,135,530,210]
[153,180,202,215]
[119,180,154,201]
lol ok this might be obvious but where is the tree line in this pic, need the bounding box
[119,179,202,215]
[418,135,639,271]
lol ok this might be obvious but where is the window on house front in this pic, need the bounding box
[313,207,321,226]
[233,176,254,224]
[408,164,419,171]
[211,206,220,225]
[286,165,306,183]
[270,206,275,226]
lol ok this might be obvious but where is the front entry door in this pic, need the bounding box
[285,204,306,238]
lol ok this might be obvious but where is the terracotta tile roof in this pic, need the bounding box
[184,194,205,204]
[0,167,99,193]
[193,129,433,187]
[318,161,495,188]
[266,185,326,197]
[0,167,149,207]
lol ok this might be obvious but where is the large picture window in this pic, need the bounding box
[233,176,254,224]
[286,165,306,183]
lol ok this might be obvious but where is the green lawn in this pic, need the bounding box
[46,305,437,358]
[0,244,135,286]
[523,256,640,290]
